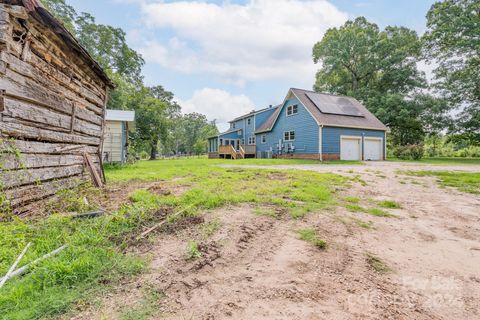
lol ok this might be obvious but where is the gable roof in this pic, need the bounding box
[228,105,278,123]
[11,0,113,87]
[254,105,281,133]
[256,88,387,133]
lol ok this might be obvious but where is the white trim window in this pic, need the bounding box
[247,118,252,125]
[232,123,236,129]
[284,131,295,141]
[261,134,267,144]
[248,136,256,145]
[286,104,298,116]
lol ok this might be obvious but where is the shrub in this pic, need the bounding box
[393,144,424,160]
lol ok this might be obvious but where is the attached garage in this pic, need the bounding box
[340,136,362,160]
[364,137,383,161]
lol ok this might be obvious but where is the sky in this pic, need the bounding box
[68,0,436,131]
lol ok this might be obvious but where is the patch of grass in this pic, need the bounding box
[119,286,165,320]
[0,190,163,319]
[201,218,221,238]
[366,253,391,273]
[352,218,374,229]
[376,200,402,209]
[186,240,202,260]
[405,170,480,194]
[296,228,327,249]
[254,207,278,218]
[390,157,480,166]
[345,204,367,212]
[343,196,360,203]
[367,208,395,217]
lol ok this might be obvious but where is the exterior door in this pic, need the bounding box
[340,137,361,160]
[364,138,382,161]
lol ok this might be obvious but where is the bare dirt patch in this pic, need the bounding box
[66,162,480,319]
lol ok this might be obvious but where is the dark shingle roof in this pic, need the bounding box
[255,106,281,133]
[256,89,387,133]
[291,88,387,130]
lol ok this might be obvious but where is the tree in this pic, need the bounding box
[312,17,450,145]
[423,0,480,145]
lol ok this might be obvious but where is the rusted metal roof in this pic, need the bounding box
[6,0,113,87]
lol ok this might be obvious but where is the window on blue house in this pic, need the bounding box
[247,118,251,125]
[287,104,298,116]
[261,135,266,144]
[284,131,295,141]
[232,122,236,129]
[248,136,256,145]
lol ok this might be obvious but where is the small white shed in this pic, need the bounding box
[102,110,135,163]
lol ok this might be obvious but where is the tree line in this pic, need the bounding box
[312,0,479,157]
[40,0,218,160]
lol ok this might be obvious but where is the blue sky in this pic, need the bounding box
[68,0,436,130]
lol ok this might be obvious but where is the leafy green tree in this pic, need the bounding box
[312,17,450,145]
[423,0,480,145]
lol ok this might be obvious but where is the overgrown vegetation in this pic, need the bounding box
[0,158,347,318]
[296,228,327,249]
[186,241,202,260]
[405,171,480,194]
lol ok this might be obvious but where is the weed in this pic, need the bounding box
[377,200,401,209]
[202,218,221,237]
[346,204,367,212]
[343,196,360,203]
[119,286,165,320]
[186,240,202,259]
[352,218,374,229]
[366,253,391,273]
[296,228,327,249]
[367,208,395,217]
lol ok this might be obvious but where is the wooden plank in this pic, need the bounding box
[0,164,85,189]
[0,121,101,145]
[2,97,102,137]
[1,51,105,111]
[83,152,103,188]
[0,153,86,171]
[0,69,103,125]
[6,174,89,208]
[1,140,98,155]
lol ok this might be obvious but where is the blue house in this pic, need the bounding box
[208,88,387,161]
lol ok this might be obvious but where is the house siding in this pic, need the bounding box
[322,127,386,158]
[256,97,319,155]
[255,107,277,130]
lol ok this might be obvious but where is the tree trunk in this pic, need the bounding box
[150,140,158,160]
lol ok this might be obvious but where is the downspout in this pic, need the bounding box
[121,121,125,164]
[319,125,323,161]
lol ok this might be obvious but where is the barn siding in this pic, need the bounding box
[0,3,110,215]
[322,127,386,156]
[256,97,319,155]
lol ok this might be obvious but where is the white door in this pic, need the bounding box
[364,138,382,161]
[340,137,361,160]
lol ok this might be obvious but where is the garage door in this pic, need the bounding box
[364,138,382,161]
[340,137,361,160]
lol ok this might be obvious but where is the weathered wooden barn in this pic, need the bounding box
[0,0,113,216]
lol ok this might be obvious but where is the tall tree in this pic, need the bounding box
[312,17,450,145]
[423,0,480,145]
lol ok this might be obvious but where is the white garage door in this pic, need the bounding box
[340,137,361,160]
[364,138,382,161]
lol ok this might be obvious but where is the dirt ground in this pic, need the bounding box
[68,162,480,320]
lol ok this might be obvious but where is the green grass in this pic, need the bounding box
[405,170,480,194]
[389,157,480,165]
[119,286,165,320]
[345,203,396,217]
[254,207,278,218]
[186,241,202,260]
[201,218,221,238]
[296,228,327,249]
[376,200,402,209]
[343,196,360,203]
[0,158,348,319]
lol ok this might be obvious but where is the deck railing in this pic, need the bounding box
[241,144,256,154]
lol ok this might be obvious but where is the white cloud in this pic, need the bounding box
[176,88,256,131]
[138,0,348,86]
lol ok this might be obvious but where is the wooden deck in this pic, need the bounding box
[219,144,256,159]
